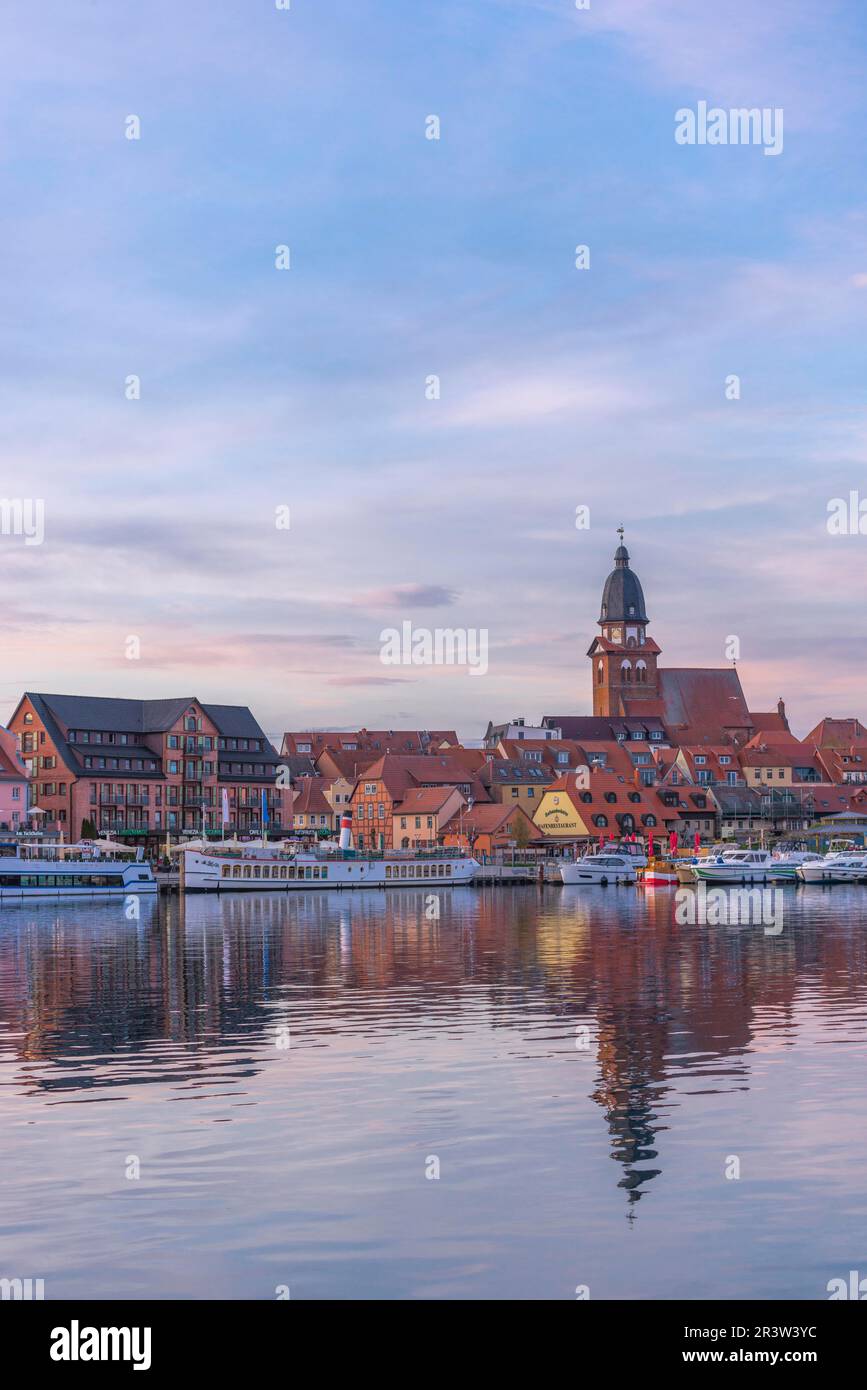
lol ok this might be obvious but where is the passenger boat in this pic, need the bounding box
[182,846,479,892]
[690,849,779,884]
[560,852,639,886]
[0,849,157,899]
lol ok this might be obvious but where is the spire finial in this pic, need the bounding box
[617,524,624,544]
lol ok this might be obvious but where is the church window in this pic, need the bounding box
[620,660,632,683]
[597,661,603,685]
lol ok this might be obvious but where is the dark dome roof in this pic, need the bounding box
[599,543,648,623]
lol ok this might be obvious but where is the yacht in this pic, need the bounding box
[182,846,479,892]
[560,852,639,886]
[798,851,867,884]
[771,850,825,880]
[690,849,779,884]
[826,853,867,882]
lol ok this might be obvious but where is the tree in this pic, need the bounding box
[80,818,97,840]
[512,814,532,850]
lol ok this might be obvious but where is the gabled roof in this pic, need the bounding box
[750,711,789,733]
[805,718,867,748]
[314,748,379,779]
[291,778,334,816]
[442,802,533,835]
[25,692,193,734]
[393,786,463,815]
[658,668,753,743]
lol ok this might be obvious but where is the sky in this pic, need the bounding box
[1,0,867,745]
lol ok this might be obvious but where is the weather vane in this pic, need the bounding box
[617,524,624,543]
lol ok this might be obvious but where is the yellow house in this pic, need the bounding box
[533,771,675,843]
[741,757,793,787]
[480,760,554,810]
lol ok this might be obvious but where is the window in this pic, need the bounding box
[597,661,604,685]
[620,660,632,683]
[593,814,608,828]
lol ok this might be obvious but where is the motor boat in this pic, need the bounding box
[640,858,679,887]
[560,852,639,886]
[770,850,825,880]
[827,853,867,882]
[798,851,867,884]
[690,849,779,884]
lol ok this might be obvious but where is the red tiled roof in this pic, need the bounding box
[291,778,334,816]
[442,803,533,835]
[805,718,867,748]
[543,769,679,824]
[658,668,752,743]
[393,787,462,815]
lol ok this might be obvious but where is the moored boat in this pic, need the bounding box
[691,849,779,884]
[560,852,638,886]
[799,851,867,884]
[182,846,479,892]
[640,858,679,887]
[0,851,157,899]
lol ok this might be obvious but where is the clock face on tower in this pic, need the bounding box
[610,627,622,643]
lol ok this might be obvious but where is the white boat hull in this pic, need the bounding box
[0,857,157,899]
[560,861,637,886]
[692,865,779,884]
[182,849,479,892]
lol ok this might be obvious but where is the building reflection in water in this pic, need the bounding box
[0,885,863,1206]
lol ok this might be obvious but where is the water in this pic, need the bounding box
[1,885,865,1300]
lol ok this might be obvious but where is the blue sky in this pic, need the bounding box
[2,0,867,742]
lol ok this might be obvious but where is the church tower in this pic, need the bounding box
[587,530,661,716]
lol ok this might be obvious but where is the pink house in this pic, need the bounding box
[0,725,28,832]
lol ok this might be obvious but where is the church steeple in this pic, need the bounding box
[599,529,649,626]
[588,533,660,716]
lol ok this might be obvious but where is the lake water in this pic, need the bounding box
[1,884,865,1300]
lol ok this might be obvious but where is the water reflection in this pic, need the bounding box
[1,885,865,1297]
[2,888,865,1192]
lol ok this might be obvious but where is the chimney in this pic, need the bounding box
[777,697,789,730]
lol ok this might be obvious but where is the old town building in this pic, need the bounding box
[8,692,289,845]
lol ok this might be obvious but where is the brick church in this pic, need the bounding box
[581,531,787,747]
